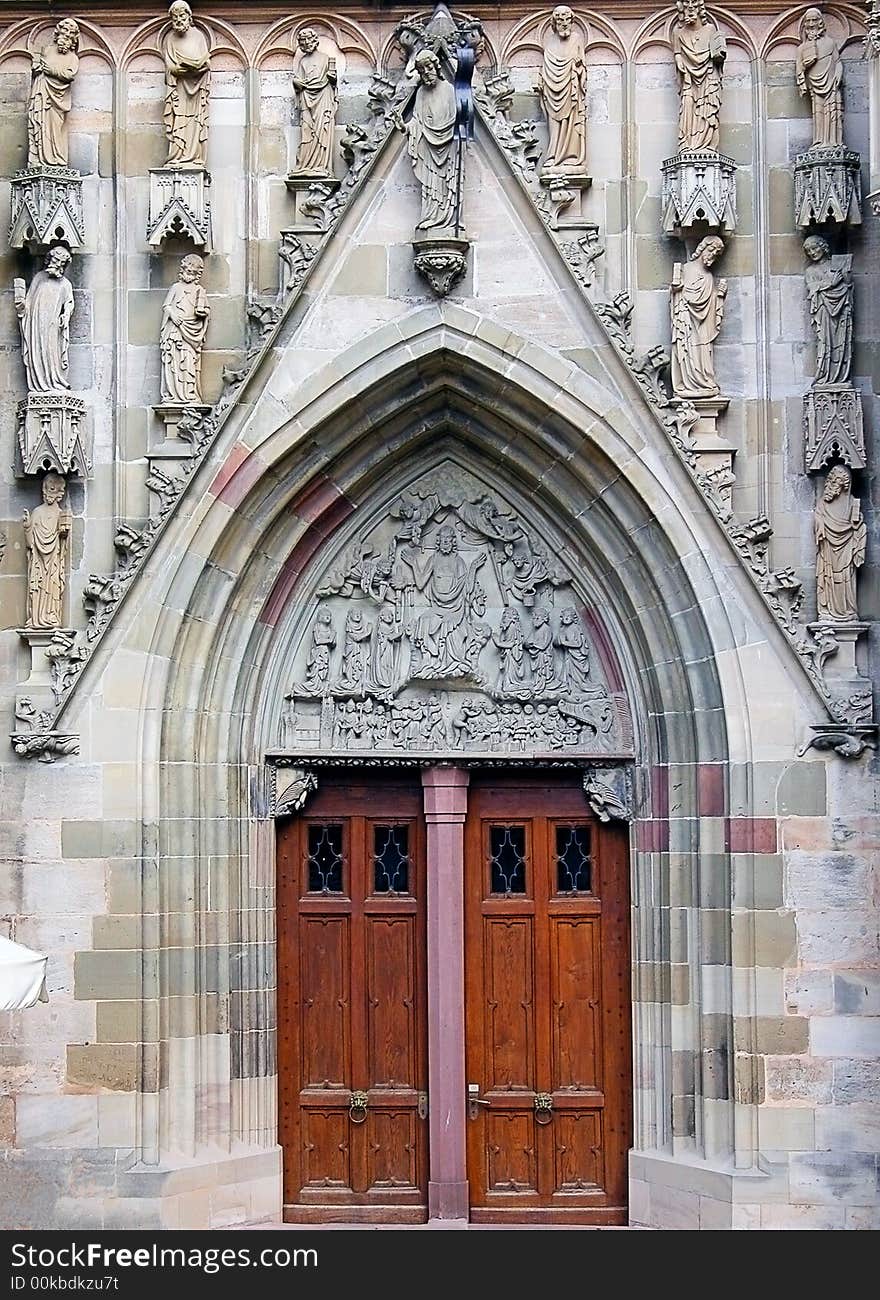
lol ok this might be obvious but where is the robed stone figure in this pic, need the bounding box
[27,18,80,168]
[537,5,588,176]
[405,49,457,232]
[160,254,210,404]
[803,235,853,386]
[672,0,726,152]
[815,465,865,621]
[796,8,843,149]
[670,236,727,399]
[162,1,211,168]
[23,471,70,630]
[291,27,338,177]
[14,244,75,394]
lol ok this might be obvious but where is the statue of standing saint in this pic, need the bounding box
[23,472,71,630]
[670,235,727,399]
[803,235,853,386]
[815,465,866,621]
[27,18,80,167]
[14,244,75,394]
[159,254,210,404]
[537,5,588,176]
[291,28,338,178]
[162,1,211,168]
[796,9,843,149]
[672,0,727,152]
[401,49,458,232]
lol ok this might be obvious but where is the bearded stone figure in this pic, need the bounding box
[159,254,210,404]
[23,472,70,630]
[796,8,843,149]
[670,236,727,399]
[162,1,211,168]
[406,50,457,231]
[815,465,866,621]
[803,235,853,386]
[537,5,588,176]
[14,244,75,394]
[27,18,80,168]
[291,27,338,178]
[672,0,727,152]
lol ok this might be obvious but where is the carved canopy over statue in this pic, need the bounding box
[672,0,726,153]
[537,5,588,176]
[803,235,853,385]
[162,1,211,168]
[796,8,844,149]
[279,469,632,758]
[814,464,865,621]
[670,235,727,399]
[27,18,80,168]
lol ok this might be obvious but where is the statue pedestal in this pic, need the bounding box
[148,167,212,251]
[538,172,592,230]
[412,232,470,297]
[15,626,73,716]
[674,394,734,491]
[661,150,737,236]
[794,146,862,228]
[803,384,865,473]
[285,174,341,233]
[16,393,90,479]
[152,402,210,442]
[807,620,869,682]
[9,166,85,251]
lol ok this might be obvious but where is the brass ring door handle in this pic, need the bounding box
[534,1093,553,1124]
[349,1090,368,1124]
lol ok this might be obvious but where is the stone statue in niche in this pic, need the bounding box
[159,254,210,404]
[162,1,211,168]
[670,235,727,399]
[281,473,632,758]
[803,235,853,386]
[291,27,338,179]
[537,4,588,177]
[796,8,843,149]
[14,244,74,394]
[401,49,458,231]
[815,465,866,621]
[672,0,726,153]
[27,18,80,167]
[23,471,70,629]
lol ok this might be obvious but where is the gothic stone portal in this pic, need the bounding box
[278,468,633,761]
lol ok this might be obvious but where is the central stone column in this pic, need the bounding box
[421,765,470,1220]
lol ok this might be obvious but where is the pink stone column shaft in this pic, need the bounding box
[421,765,470,1220]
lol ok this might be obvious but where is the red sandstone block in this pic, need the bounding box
[726,817,778,854]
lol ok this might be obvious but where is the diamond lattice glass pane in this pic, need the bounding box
[373,824,410,894]
[307,823,344,893]
[556,825,591,893]
[489,824,527,894]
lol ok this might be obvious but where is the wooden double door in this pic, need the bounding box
[278,771,631,1224]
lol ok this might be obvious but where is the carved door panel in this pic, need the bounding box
[465,775,631,1224]
[278,777,428,1223]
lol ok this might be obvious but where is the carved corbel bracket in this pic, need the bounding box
[273,766,319,818]
[148,167,212,251]
[16,393,90,479]
[803,384,865,472]
[9,166,85,252]
[661,150,737,237]
[582,764,632,822]
[799,723,877,760]
[413,233,469,297]
[794,147,862,229]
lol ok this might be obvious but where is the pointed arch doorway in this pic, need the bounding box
[277,765,632,1225]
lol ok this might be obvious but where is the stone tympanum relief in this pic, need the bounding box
[23,472,70,630]
[662,1,736,235]
[148,2,212,249]
[279,471,631,759]
[814,465,866,622]
[792,9,861,227]
[159,254,210,408]
[538,6,588,180]
[670,235,727,399]
[9,21,85,252]
[802,235,864,472]
[290,27,338,180]
[27,18,80,168]
[14,244,89,478]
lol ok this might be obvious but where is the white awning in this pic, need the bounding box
[0,935,49,1010]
